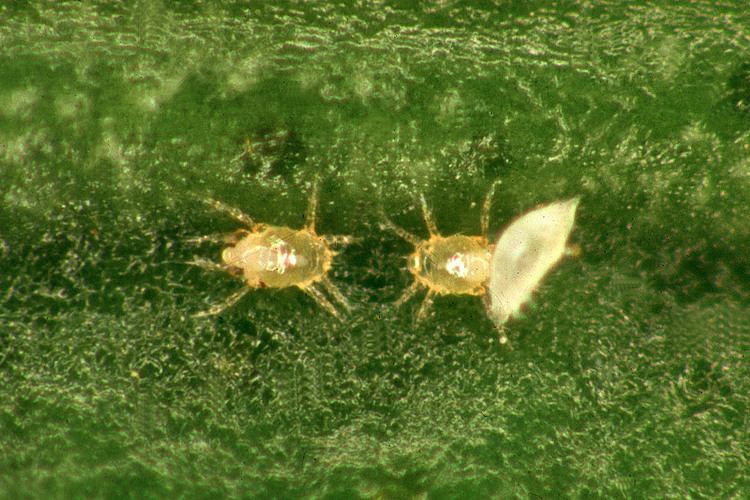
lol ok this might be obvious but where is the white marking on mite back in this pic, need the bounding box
[445,253,468,278]
[267,239,297,274]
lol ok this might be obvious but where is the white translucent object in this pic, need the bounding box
[487,197,580,326]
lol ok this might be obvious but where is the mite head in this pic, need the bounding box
[406,240,433,277]
[221,243,269,274]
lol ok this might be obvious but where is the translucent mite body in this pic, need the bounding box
[189,187,352,318]
[382,183,498,321]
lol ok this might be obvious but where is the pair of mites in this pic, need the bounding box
[189,183,580,326]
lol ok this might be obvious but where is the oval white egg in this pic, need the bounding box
[487,197,580,326]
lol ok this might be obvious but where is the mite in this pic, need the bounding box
[381,182,499,321]
[188,186,353,318]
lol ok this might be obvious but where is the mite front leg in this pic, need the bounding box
[194,286,250,318]
[320,275,352,312]
[415,290,436,322]
[300,284,340,319]
[323,234,361,246]
[305,182,319,233]
[481,179,501,237]
[185,229,249,246]
[418,194,440,237]
[394,279,421,307]
[203,198,256,229]
[187,257,231,274]
[379,210,421,246]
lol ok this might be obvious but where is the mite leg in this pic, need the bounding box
[320,275,352,312]
[187,257,230,274]
[185,229,249,246]
[481,179,501,237]
[194,286,250,318]
[305,181,319,233]
[203,198,256,229]
[415,290,436,322]
[379,210,421,246]
[229,138,252,164]
[323,234,361,246]
[418,194,440,237]
[185,233,227,245]
[394,280,422,307]
[300,284,340,319]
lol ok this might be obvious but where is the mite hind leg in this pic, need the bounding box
[194,286,251,318]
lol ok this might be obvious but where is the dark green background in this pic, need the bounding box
[1,1,749,498]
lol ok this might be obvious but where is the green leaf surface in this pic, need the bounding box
[1,1,749,498]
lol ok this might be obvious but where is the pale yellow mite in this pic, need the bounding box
[188,187,353,318]
[381,182,499,321]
